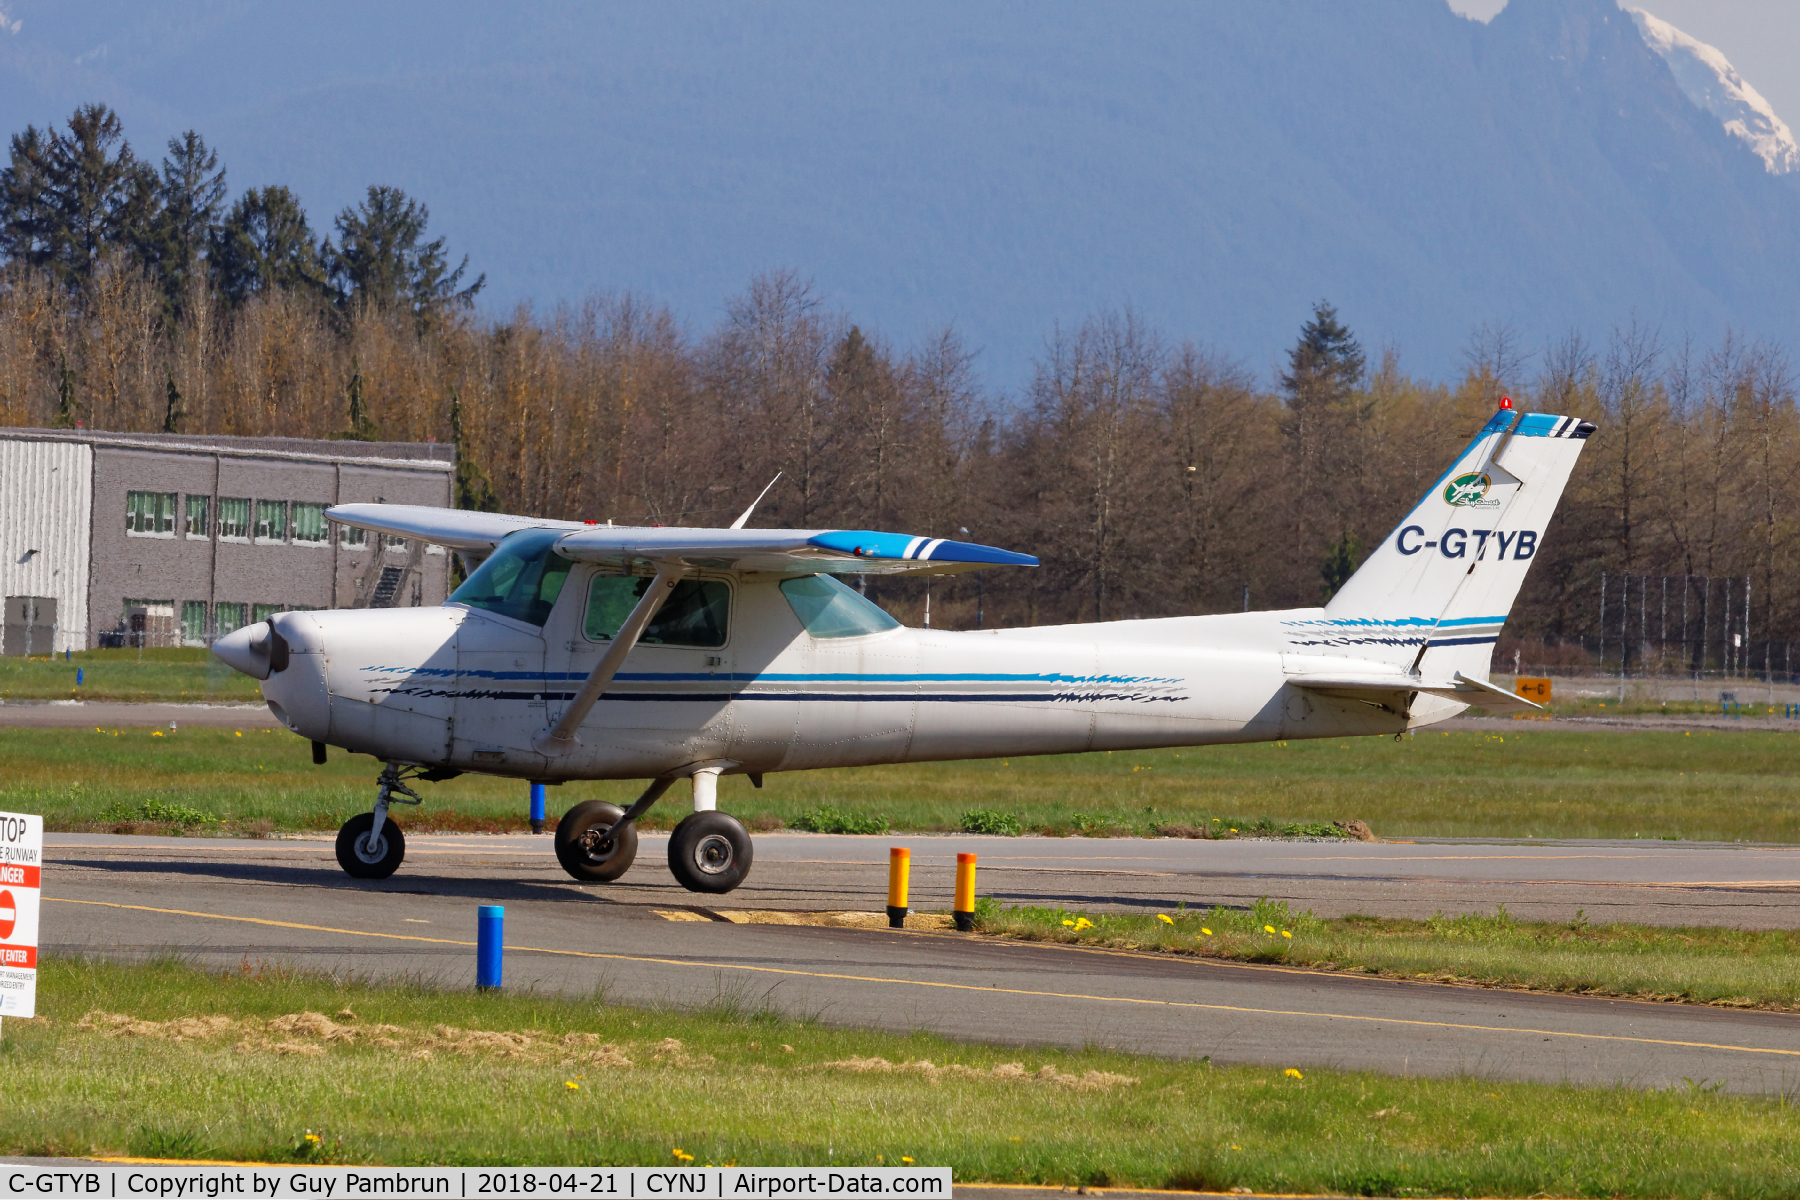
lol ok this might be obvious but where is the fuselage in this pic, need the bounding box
[254,568,1461,782]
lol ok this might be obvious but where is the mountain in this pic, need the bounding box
[1627,7,1798,177]
[0,0,1793,387]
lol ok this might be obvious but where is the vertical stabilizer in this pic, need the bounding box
[1285,406,1594,679]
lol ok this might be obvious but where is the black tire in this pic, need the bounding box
[555,800,640,883]
[667,811,753,894]
[335,812,406,880]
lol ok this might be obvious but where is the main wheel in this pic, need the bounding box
[335,812,406,879]
[555,800,640,882]
[667,811,753,894]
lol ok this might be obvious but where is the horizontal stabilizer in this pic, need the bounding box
[1290,670,1543,716]
[325,505,1037,576]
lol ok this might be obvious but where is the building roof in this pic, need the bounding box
[0,427,455,471]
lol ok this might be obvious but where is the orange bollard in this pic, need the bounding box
[953,852,978,931]
[886,847,910,928]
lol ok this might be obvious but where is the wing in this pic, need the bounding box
[551,526,1036,576]
[325,504,585,550]
[325,505,1037,576]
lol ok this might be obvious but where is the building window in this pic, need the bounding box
[386,535,409,554]
[337,522,367,547]
[125,491,176,536]
[122,599,176,648]
[252,603,283,624]
[181,601,209,645]
[185,495,210,539]
[254,500,287,543]
[291,502,328,545]
[215,602,247,636]
[217,497,250,541]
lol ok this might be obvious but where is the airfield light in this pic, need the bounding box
[1500,395,1514,410]
[953,853,978,931]
[887,847,911,928]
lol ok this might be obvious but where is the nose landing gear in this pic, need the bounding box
[334,763,424,880]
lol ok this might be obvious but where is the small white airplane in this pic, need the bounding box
[214,400,1592,893]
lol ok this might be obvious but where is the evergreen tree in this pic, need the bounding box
[148,131,227,307]
[1279,300,1368,568]
[330,359,380,441]
[1320,530,1361,601]
[1280,300,1365,407]
[449,387,498,512]
[0,104,158,287]
[211,185,328,306]
[162,373,185,433]
[327,185,483,319]
[50,354,76,428]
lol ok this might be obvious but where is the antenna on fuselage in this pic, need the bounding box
[729,472,783,530]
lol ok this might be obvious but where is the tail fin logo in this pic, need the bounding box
[1443,472,1494,507]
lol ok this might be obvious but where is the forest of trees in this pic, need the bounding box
[0,105,1795,673]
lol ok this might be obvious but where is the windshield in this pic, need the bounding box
[586,576,730,647]
[779,574,902,639]
[449,528,575,626]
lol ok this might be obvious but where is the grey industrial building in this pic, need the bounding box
[0,429,455,653]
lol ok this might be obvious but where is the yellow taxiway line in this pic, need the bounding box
[49,896,1800,1060]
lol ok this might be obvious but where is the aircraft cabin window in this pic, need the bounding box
[779,574,901,639]
[449,528,575,626]
[586,576,729,648]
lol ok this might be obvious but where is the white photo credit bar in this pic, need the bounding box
[1,1169,952,1199]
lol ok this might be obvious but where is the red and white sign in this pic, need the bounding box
[0,811,40,1018]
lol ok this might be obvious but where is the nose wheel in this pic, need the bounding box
[335,811,406,879]
[668,811,753,893]
[334,762,424,880]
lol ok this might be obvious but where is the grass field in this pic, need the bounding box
[979,897,1800,1012]
[6,957,1798,1195]
[7,722,1800,842]
[0,646,260,702]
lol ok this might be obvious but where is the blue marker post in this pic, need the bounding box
[529,782,546,834]
[476,905,504,991]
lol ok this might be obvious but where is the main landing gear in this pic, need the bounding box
[552,766,754,894]
[335,763,423,880]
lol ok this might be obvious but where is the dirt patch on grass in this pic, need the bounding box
[75,1009,640,1066]
[823,1056,1137,1090]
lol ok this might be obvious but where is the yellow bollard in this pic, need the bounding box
[953,852,978,931]
[886,847,910,928]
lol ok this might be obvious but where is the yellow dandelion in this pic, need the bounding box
[1263,925,1276,934]
[1230,828,1238,833]
[1284,1068,1304,1079]
[1200,927,1213,936]
[901,1157,914,1165]
[152,731,164,737]
[1282,930,1292,938]
[1157,914,1174,925]
[235,730,242,737]
[1062,919,1075,927]
[565,1080,580,1090]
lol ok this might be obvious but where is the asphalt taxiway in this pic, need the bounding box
[38,830,1800,1094]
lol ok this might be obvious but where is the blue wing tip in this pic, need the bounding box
[809,530,1037,567]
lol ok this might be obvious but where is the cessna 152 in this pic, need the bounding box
[213,401,1592,894]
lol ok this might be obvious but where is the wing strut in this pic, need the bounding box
[532,560,684,757]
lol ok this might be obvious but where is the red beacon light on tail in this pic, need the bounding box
[1499,395,1514,410]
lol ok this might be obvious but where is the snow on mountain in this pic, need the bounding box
[1629,7,1798,175]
